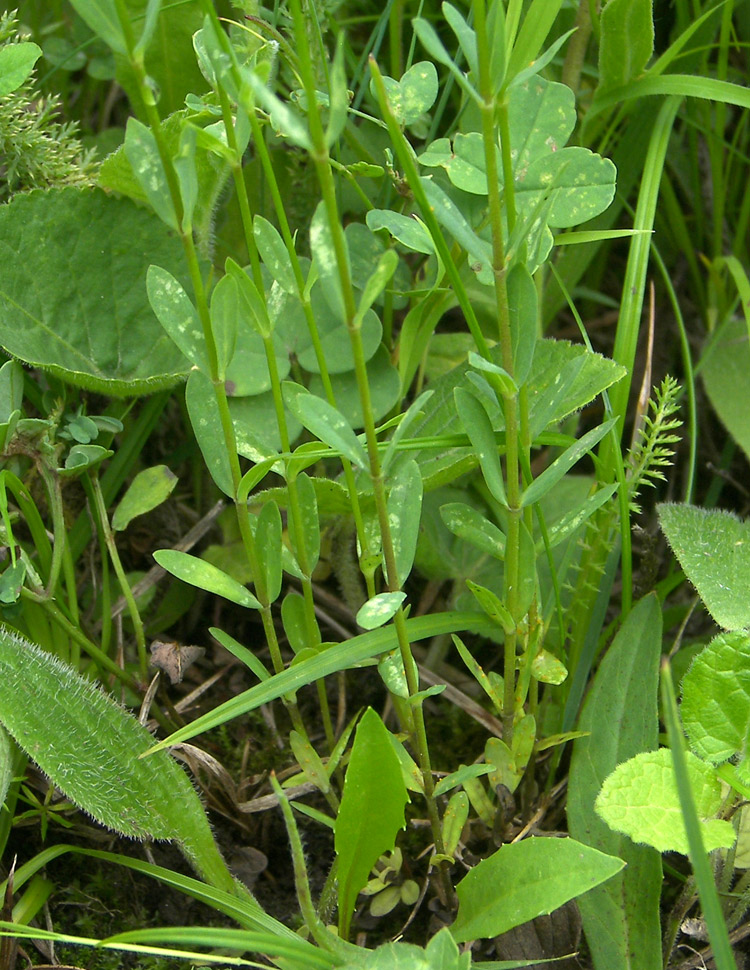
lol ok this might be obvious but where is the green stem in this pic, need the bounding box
[288,0,450,877]
[85,474,147,681]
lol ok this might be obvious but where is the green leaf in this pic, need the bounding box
[255,500,283,604]
[682,631,750,769]
[658,503,750,630]
[412,16,480,103]
[521,419,616,507]
[366,209,435,255]
[0,628,236,892]
[530,649,567,685]
[507,263,537,386]
[335,709,408,938]
[68,0,127,54]
[115,0,206,118]
[225,257,272,339]
[325,34,349,146]
[281,592,308,654]
[112,465,177,531]
[124,118,178,230]
[369,61,439,127]
[294,473,320,575]
[451,837,624,943]
[357,592,406,630]
[387,459,423,587]
[283,382,369,469]
[253,216,297,296]
[0,188,192,395]
[146,265,206,370]
[454,388,506,507]
[440,503,506,560]
[209,626,270,683]
[210,274,239,379]
[0,723,13,817]
[0,42,42,96]
[153,549,261,609]
[289,730,330,794]
[567,594,663,970]
[701,316,750,464]
[466,580,513,633]
[598,0,654,93]
[595,749,736,855]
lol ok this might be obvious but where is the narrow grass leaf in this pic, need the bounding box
[451,837,624,942]
[335,708,408,939]
[661,662,739,970]
[153,550,261,609]
[209,627,270,682]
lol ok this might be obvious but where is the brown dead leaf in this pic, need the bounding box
[149,640,205,684]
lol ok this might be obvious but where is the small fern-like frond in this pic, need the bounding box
[0,11,97,202]
[626,376,682,513]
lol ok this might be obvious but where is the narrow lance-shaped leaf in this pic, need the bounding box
[283,382,369,470]
[335,709,408,939]
[521,419,617,507]
[451,837,624,942]
[387,459,423,588]
[455,387,507,507]
[153,549,261,609]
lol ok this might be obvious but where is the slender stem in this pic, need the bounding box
[288,0,450,877]
[85,474,148,680]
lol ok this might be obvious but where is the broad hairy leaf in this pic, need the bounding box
[0,188,192,395]
[681,631,750,773]
[335,708,408,939]
[567,594,663,970]
[595,749,735,855]
[451,837,624,942]
[658,503,750,630]
[0,628,235,892]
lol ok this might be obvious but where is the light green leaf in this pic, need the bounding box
[225,257,272,339]
[0,628,236,892]
[255,500,283,604]
[112,465,177,531]
[283,382,369,469]
[598,0,654,93]
[451,837,624,942]
[124,118,178,230]
[595,749,736,855]
[153,549,261,609]
[455,388,507,507]
[521,419,617,507]
[387,459,423,587]
[682,631,750,768]
[466,580,513,633]
[253,216,297,296]
[440,503,506,560]
[531,649,567,685]
[0,42,42,96]
[68,0,127,54]
[210,274,239,379]
[294,473,320,574]
[0,188,192,395]
[658,503,750,630]
[289,730,330,794]
[369,61,438,127]
[147,265,206,370]
[335,709,408,938]
[701,316,750,464]
[0,723,14,815]
[357,592,406,631]
[366,209,435,255]
[412,16,480,103]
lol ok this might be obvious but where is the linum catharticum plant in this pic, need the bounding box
[1,0,750,967]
